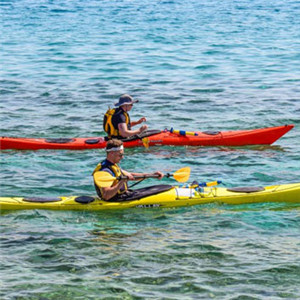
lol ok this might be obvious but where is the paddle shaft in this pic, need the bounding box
[118,173,172,180]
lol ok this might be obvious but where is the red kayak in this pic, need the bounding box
[0,125,294,150]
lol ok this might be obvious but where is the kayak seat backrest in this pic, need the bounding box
[23,197,62,203]
[227,187,265,193]
[121,129,161,142]
[45,138,75,144]
[84,138,101,145]
[74,196,96,204]
[202,131,221,135]
[110,185,174,202]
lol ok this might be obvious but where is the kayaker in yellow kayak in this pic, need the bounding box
[93,139,164,201]
[103,94,148,139]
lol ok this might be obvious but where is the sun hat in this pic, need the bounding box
[115,94,139,107]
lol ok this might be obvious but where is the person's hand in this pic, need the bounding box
[154,171,164,179]
[139,124,148,133]
[125,173,135,181]
[119,178,128,186]
[138,117,147,124]
[119,173,134,185]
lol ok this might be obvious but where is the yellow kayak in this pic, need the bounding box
[1,182,299,211]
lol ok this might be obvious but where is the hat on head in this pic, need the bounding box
[106,139,123,152]
[115,94,139,107]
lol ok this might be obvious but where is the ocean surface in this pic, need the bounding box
[1,0,300,299]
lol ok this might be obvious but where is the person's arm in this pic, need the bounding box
[128,170,164,180]
[121,170,135,178]
[123,169,163,180]
[101,179,127,201]
[100,171,136,200]
[118,123,148,138]
[131,117,147,127]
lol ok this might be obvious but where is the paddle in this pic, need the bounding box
[142,137,149,148]
[122,130,162,148]
[94,167,190,187]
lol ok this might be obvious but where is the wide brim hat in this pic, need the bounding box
[115,94,139,107]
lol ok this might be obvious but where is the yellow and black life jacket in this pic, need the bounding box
[93,159,128,199]
[103,107,130,139]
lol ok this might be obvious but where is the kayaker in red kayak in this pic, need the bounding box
[103,94,148,139]
[93,139,164,201]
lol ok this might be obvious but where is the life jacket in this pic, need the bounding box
[103,107,130,139]
[93,159,128,199]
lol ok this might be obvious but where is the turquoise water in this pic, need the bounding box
[1,0,300,298]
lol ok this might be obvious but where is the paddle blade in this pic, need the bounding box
[142,137,149,148]
[93,171,116,188]
[173,167,190,182]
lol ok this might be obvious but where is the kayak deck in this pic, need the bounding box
[1,182,299,211]
[0,124,294,150]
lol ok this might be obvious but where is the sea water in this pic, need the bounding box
[1,0,300,299]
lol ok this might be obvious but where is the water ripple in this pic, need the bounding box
[1,0,300,298]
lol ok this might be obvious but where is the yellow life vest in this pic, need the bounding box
[103,108,130,139]
[93,160,128,199]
